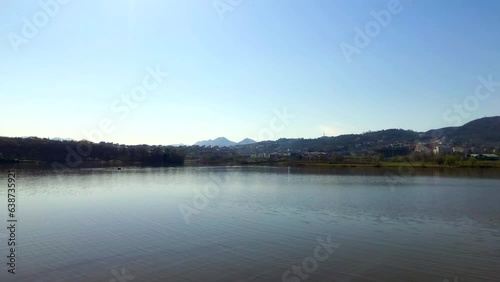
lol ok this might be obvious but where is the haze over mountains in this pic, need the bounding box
[194,137,257,147]
[1,117,498,166]
[12,116,500,149]
[424,116,500,145]
[192,116,500,149]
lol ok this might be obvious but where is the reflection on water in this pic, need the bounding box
[0,165,499,281]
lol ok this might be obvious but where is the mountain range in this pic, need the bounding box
[192,117,500,150]
[14,117,500,150]
[194,137,257,147]
[423,116,500,144]
[228,116,500,154]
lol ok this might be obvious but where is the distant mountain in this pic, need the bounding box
[169,143,187,147]
[195,137,237,147]
[194,137,257,147]
[232,116,500,153]
[424,116,500,145]
[237,138,256,145]
[50,137,75,142]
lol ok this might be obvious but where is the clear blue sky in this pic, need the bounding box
[1,0,499,145]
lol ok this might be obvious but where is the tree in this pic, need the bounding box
[435,156,445,165]
[444,155,458,166]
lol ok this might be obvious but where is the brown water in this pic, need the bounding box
[0,166,499,282]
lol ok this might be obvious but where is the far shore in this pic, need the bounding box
[269,160,500,169]
[2,159,500,169]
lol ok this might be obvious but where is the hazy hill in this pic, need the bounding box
[194,137,257,147]
[1,117,498,163]
[237,138,257,145]
[235,116,500,153]
[194,137,237,147]
[237,129,421,153]
[424,116,500,146]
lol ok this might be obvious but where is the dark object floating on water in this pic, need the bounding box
[117,167,122,170]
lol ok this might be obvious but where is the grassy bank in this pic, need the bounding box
[268,160,500,169]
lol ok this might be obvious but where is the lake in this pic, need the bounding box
[0,166,499,282]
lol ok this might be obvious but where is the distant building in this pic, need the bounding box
[433,145,452,155]
[270,152,291,159]
[415,143,432,154]
[452,147,466,153]
[303,152,328,161]
[466,154,500,161]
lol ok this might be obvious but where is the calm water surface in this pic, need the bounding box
[0,166,499,282]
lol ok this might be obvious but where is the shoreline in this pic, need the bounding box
[2,159,500,169]
[268,161,500,169]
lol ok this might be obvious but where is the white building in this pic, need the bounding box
[433,145,452,155]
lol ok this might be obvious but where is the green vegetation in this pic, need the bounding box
[269,159,500,169]
[0,137,185,165]
[1,134,499,169]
